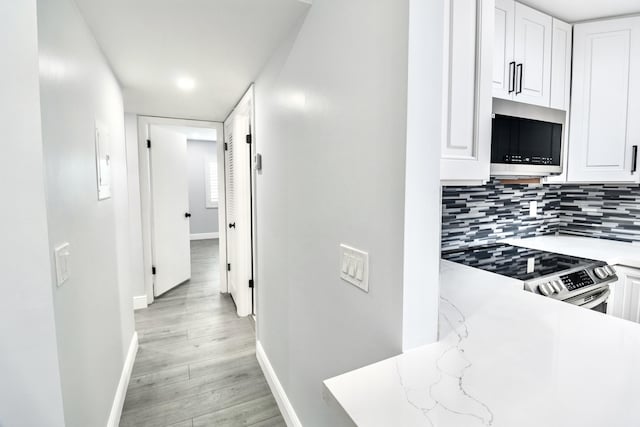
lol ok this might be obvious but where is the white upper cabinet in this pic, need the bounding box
[513,3,552,106]
[493,1,561,108]
[568,16,640,183]
[493,0,515,100]
[550,19,572,110]
[441,0,493,183]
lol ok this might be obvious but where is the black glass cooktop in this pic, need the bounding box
[442,244,600,281]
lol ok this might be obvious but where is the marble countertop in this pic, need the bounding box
[503,235,640,269]
[324,260,640,426]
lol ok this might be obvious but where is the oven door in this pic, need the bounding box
[565,286,610,313]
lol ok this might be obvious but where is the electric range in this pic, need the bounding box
[442,244,618,312]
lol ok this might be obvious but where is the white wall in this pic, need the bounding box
[124,113,147,298]
[0,1,66,425]
[37,0,135,424]
[187,139,219,235]
[253,0,445,423]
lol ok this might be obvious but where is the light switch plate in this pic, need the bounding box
[54,243,71,287]
[339,244,369,292]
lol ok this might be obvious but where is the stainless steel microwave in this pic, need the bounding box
[490,114,563,177]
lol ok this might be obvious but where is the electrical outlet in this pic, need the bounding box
[527,257,536,273]
[339,244,369,292]
[529,200,538,217]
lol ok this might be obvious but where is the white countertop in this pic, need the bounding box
[324,260,640,427]
[503,235,640,269]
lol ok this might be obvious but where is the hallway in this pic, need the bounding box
[120,240,283,426]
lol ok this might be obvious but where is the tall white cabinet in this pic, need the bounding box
[440,0,493,183]
[567,16,640,183]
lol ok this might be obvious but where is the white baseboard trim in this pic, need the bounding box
[256,340,302,427]
[190,232,219,240]
[133,295,148,310]
[107,332,138,427]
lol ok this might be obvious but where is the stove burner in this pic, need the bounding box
[441,244,598,281]
[442,244,618,310]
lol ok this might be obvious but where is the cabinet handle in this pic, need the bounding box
[632,145,638,173]
[508,61,516,93]
[516,63,523,94]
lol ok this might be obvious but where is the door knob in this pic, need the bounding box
[228,223,236,229]
[185,212,191,218]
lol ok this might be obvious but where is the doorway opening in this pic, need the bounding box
[137,117,226,302]
[136,89,257,319]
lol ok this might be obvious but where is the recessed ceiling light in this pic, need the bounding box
[176,76,195,91]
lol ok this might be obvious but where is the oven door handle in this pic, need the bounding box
[581,287,610,310]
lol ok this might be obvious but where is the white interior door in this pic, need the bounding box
[224,120,238,298]
[149,125,191,296]
[223,90,254,317]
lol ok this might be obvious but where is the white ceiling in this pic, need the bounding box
[522,0,640,23]
[73,0,310,121]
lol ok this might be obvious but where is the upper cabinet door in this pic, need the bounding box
[568,17,640,183]
[550,19,572,110]
[493,0,515,100]
[441,0,493,183]
[513,3,552,107]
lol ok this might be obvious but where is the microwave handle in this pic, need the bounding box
[632,145,638,174]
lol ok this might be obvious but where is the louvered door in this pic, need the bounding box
[223,87,254,317]
[224,121,237,296]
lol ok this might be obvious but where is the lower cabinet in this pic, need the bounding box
[607,266,640,323]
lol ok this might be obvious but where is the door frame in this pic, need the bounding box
[137,116,225,304]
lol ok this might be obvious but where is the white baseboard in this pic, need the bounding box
[107,332,138,427]
[190,232,219,241]
[133,295,148,310]
[256,341,302,427]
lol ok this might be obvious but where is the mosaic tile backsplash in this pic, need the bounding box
[559,184,640,243]
[441,180,640,251]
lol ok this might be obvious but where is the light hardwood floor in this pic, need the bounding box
[120,239,284,427]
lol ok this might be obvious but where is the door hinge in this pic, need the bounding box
[246,134,252,144]
[147,139,151,148]
[224,142,228,151]
[249,279,254,288]
[227,263,231,271]
[152,266,157,275]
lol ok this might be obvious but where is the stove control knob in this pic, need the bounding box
[551,280,564,293]
[605,265,615,275]
[594,267,608,280]
[538,283,553,296]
